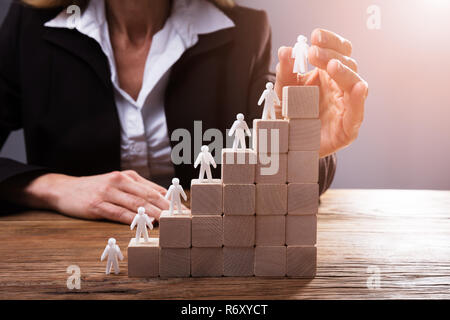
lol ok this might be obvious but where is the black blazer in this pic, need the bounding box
[0,1,336,203]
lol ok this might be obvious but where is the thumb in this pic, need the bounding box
[274,46,297,98]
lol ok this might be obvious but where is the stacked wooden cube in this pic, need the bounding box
[282,86,320,278]
[222,148,257,276]
[127,237,159,278]
[127,86,320,278]
[252,108,288,276]
[190,178,223,277]
[128,209,194,278]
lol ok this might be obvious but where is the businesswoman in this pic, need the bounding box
[0,0,368,223]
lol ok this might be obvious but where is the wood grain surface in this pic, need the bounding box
[0,189,449,299]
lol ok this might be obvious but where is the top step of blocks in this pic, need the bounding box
[282,86,319,119]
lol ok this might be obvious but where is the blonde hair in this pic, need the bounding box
[22,0,235,9]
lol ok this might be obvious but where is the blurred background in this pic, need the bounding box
[1,0,449,190]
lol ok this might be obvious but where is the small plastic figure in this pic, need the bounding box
[130,206,154,242]
[165,177,187,214]
[292,35,309,75]
[257,82,280,120]
[194,145,217,182]
[100,238,124,275]
[228,113,252,150]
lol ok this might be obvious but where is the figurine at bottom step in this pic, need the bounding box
[257,82,280,120]
[130,206,154,242]
[292,35,309,75]
[100,238,124,275]
[165,177,187,215]
[194,145,217,182]
[229,113,251,150]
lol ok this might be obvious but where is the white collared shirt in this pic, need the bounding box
[45,0,234,187]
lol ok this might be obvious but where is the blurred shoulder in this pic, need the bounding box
[218,4,271,53]
[1,0,62,32]
[221,4,270,33]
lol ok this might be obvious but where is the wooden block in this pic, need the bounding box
[287,151,319,183]
[127,238,159,278]
[255,216,285,246]
[159,211,191,248]
[159,248,190,278]
[223,184,255,215]
[221,148,256,184]
[190,179,222,215]
[254,246,286,277]
[191,247,223,277]
[288,119,321,151]
[286,215,317,246]
[255,153,287,184]
[253,119,289,153]
[288,183,319,215]
[223,247,254,277]
[282,86,319,119]
[255,184,287,216]
[223,215,255,247]
[286,246,317,278]
[192,215,223,247]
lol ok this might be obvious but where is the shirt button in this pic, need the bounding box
[138,144,146,153]
[130,143,145,153]
[128,118,143,133]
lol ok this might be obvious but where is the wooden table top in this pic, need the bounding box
[0,189,449,300]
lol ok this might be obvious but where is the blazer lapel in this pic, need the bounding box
[165,25,235,135]
[43,27,112,90]
[174,27,235,68]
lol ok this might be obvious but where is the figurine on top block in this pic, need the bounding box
[130,206,154,242]
[165,177,187,215]
[100,238,124,275]
[194,145,217,182]
[228,113,251,150]
[257,82,280,120]
[292,35,309,75]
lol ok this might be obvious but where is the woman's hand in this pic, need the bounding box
[274,28,369,158]
[18,170,171,224]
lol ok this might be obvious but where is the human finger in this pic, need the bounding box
[342,80,369,142]
[122,170,167,195]
[308,45,357,72]
[326,59,364,93]
[105,187,162,219]
[118,178,170,211]
[94,202,135,224]
[311,28,352,56]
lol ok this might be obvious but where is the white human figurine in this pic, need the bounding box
[165,177,187,215]
[228,113,252,150]
[100,238,124,275]
[257,82,280,120]
[194,145,217,182]
[130,206,154,242]
[292,35,309,75]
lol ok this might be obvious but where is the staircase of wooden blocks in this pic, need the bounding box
[127,86,320,278]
